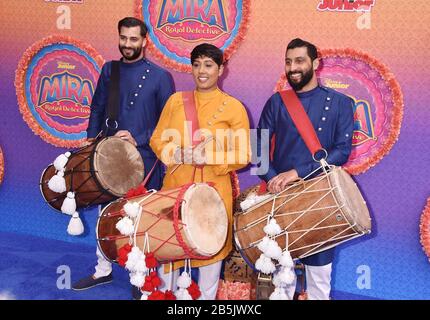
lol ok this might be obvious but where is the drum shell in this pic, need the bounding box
[40,137,144,211]
[234,167,371,267]
[97,183,228,264]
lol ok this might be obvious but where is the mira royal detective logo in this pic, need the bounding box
[135,0,250,72]
[276,48,403,175]
[15,36,104,148]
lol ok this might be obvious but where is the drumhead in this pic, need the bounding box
[182,183,228,256]
[94,137,145,196]
[329,167,371,234]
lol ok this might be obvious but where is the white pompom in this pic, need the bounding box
[126,246,146,273]
[53,152,71,171]
[278,267,295,285]
[177,271,192,289]
[125,246,142,270]
[272,272,282,287]
[269,287,289,300]
[263,239,283,260]
[257,236,271,252]
[263,218,282,236]
[175,288,192,300]
[130,272,145,288]
[279,251,294,268]
[140,292,149,300]
[240,193,272,211]
[61,192,76,215]
[115,216,135,236]
[67,211,84,236]
[47,170,66,193]
[133,258,148,274]
[255,254,276,274]
[124,201,141,218]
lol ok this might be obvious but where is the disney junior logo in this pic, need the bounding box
[317,0,375,12]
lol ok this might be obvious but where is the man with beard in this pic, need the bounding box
[71,17,174,299]
[257,38,354,300]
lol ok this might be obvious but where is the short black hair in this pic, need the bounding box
[118,17,148,37]
[190,43,224,67]
[286,38,318,61]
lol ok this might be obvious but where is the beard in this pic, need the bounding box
[119,45,142,61]
[287,67,314,91]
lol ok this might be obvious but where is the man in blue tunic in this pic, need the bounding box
[71,17,174,298]
[257,38,354,299]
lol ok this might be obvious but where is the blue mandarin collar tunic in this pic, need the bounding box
[257,85,354,265]
[87,58,174,189]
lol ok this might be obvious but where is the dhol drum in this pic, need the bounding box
[234,166,371,268]
[97,183,228,263]
[40,136,145,211]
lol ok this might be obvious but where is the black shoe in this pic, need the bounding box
[132,285,142,300]
[72,273,113,291]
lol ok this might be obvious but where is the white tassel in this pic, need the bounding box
[116,216,135,236]
[53,152,71,171]
[140,291,149,300]
[61,192,76,215]
[130,272,145,288]
[272,272,282,287]
[177,271,192,289]
[278,266,295,286]
[124,201,141,219]
[279,251,294,268]
[255,254,276,274]
[67,211,84,236]
[133,258,148,274]
[125,246,146,273]
[175,288,192,300]
[47,170,66,193]
[240,193,272,211]
[269,287,289,300]
[262,239,283,260]
[263,218,282,236]
[257,236,271,252]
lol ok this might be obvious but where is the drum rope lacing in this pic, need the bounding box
[239,163,361,258]
[100,189,188,250]
[44,144,112,208]
[100,185,206,261]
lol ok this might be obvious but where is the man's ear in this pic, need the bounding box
[142,38,147,48]
[218,64,224,77]
[313,58,320,71]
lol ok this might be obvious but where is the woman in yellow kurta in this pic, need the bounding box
[150,43,250,299]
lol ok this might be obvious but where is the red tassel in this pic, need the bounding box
[187,280,201,300]
[150,271,161,288]
[258,181,267,195]
[136,185,147,195]
[142,276,154,292]
[125,189,135,199]
[145,252,159,268]
[148,290,165,300]
[164,290,177,300]
[117,244,132,267]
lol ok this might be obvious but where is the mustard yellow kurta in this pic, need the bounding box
[150,88,250,271]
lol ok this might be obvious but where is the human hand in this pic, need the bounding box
[267,169,299,193]
[115,130,137,146]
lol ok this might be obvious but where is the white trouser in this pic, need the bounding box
[94,205,113,278]
[198,261,223,300]
[94,245,113,278]
[284,263,332,300]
